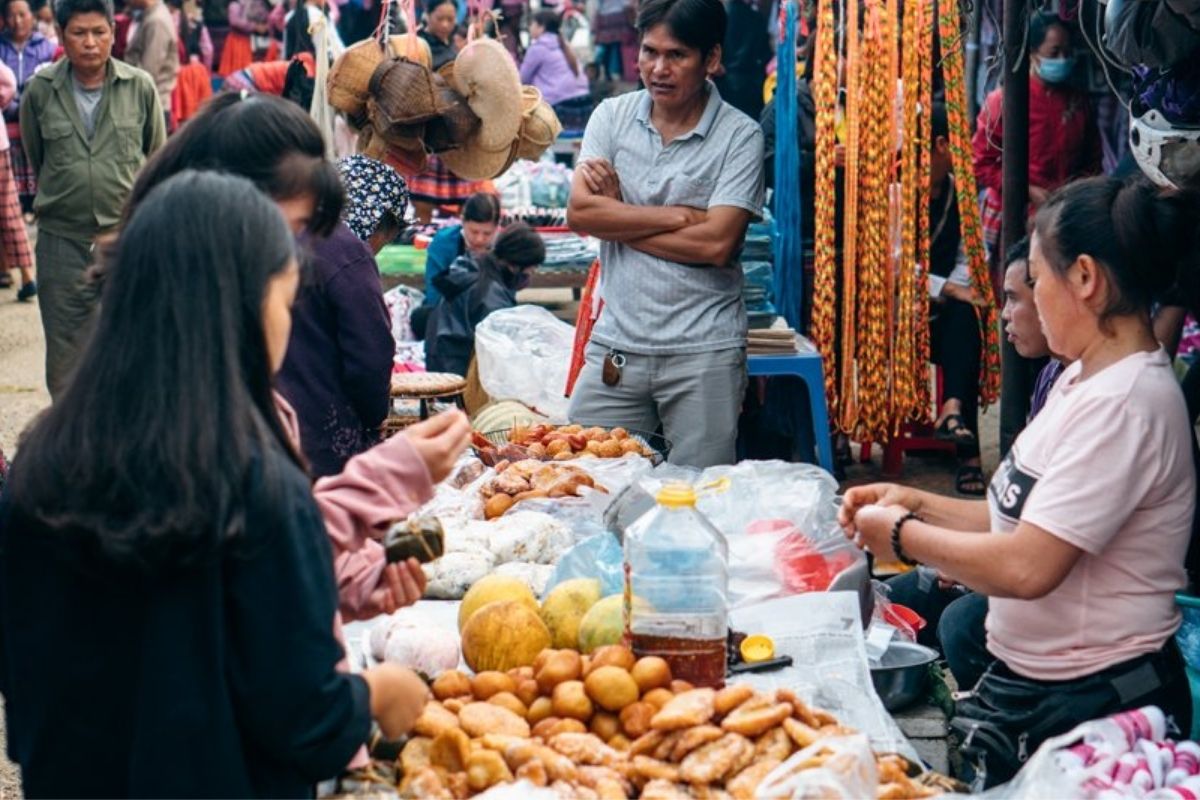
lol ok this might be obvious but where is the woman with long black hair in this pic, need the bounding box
[0,171,429,797]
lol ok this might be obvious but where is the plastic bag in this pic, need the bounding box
[475,305,575,422]
[542,531,624,598]
[693,461,864,608]
[756,734,879,799]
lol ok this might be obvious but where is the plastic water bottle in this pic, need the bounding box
[623,483,729,688]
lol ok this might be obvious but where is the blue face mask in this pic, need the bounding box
[1036,56,1075,84]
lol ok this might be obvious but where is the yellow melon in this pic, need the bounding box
[460,600,552,673]
[458,574,538,632]
[540,578,603,650]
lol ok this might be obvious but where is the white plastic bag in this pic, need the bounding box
[474,305,575,422]
[756,734,879,799]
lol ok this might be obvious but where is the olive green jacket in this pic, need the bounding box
[20,58,165,242]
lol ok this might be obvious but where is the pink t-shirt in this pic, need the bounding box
[986,348,1195,681]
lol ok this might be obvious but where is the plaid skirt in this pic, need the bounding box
[7,121,35,205]
[0,149,33,272]
[408,154,489,204]
[593,11,634,45]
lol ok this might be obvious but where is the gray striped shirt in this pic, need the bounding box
[577,83,765,355]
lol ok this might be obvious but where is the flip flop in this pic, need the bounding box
[956,464,986,496]
[935,413,977,445]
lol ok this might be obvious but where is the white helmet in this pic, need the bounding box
[1130,108,1200,190]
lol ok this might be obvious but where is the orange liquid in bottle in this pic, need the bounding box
[631,632,726,689]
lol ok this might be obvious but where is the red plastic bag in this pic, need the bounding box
[748,519,859,594]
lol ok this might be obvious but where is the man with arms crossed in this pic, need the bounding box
[567,0,764,467]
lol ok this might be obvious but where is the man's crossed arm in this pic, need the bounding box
[566,158,753,267]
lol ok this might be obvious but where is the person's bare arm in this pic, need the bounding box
[839,482,991,533]
[566,158,702,241]
[626,206,754,266]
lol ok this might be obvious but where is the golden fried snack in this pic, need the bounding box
[678,733,755,785]
[668,724,724,762]
[620,701,656,739]
[726,758,783,800]
[431,670,472,701]
[400,736,433,775]
[692,786,736,800]
[577,765,633,798]
[478,733,526,753]
[629,730,667,757]
[649,688,716,731]
[781,717,821,749]
[721,702,794,738]
[504,741,579,784]
[465,750,514,792]
[608,734,632,752]
[553,782,599,800]
[488,691,528,719]
[813,709,840,727]
[593,777,628,800]
[430,727,472,773]
[630,755,681,783]
[652,730,685,761]
[515,759,549,787]
[442,698,467,714]
[877,781,938,800]
[714,684,755,717]
[458,702,531,738]
[446,771,470,800]
[413,702,461,739]
[398,766,451,799]
[755,727,795,762]
[640,779,694,800]
[547,732,625,767]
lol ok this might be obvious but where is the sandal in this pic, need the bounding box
[934,413,977,445]
[956,464,987,496]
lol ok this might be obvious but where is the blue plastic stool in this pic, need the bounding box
[1176,592,1200,739]
[747,351,835,474]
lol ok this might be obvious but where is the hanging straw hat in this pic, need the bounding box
[424,75,481,153]
[328,38,385,116]
[514,86,563,162]
[448,37,522,152]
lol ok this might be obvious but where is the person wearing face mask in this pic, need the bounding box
[424,222,546,376]
[972,11,1101,256]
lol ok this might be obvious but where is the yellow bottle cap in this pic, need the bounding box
[740,634,775,663]
[656,483,697,508]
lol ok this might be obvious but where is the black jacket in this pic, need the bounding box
[0,448,371,798]
[424,255,519,376]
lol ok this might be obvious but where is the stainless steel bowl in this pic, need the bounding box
[870,641,939,711]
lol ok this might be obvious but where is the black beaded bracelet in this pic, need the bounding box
[891,511,922,567]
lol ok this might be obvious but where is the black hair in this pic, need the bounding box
[2,0,32,18]
[55,0,114,29]
[462,192,501,224]
[492,222,545,268]
[930,100,948,142]
[127,93,344,236]
[534,9,579,76]
[10,171,299,573]
[285,0,319,58]
[1029,10,1069,52]
[425,0,455,15]
[1005,235,1031,267]
[1033,177,1200,321]
[636,0,726,58]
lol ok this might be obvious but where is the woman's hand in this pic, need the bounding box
[839,482,920,532]
[362,663,431,739]
[402,410,471,485]
[363,559,427,617]
[845,504,908,561]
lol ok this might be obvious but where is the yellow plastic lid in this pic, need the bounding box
[740,634,775,663]
[656,483,697,508]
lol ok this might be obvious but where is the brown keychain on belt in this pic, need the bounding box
[602,350,625,386]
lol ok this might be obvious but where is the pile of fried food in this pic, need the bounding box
[473,425,657,464]
[396,645,940,799]
[480,460,607,520]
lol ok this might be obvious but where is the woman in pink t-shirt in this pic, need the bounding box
[842,177,1199,789]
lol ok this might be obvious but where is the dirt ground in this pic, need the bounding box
[0,286,998,798]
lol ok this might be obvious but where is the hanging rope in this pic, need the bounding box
[773,0,803,332]
[836,0,860,432]
[937,0,1001,407]
[810,0,840,414]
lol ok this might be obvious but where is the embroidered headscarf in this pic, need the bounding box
[336,155,411,242]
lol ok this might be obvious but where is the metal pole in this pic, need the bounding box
[998,0,1030,456]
